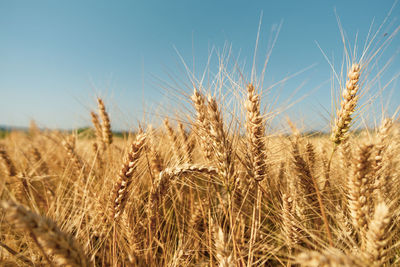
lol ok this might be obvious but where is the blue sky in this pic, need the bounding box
[1,0,399,131]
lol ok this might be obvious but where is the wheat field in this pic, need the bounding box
[1,29,400,267]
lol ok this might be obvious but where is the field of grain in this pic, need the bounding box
[1,32,400,267]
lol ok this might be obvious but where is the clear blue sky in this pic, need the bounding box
[1,0,399,131]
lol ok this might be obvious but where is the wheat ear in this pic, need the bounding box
[29,145,49,175]
[348,143,373,243]
[148,164,218,232]
[339,139,353,170]
[158,164,217,181]
[178,122,194,163]
[364,202,391,265]
[331,63,361,144]
[0,241,35,266]
[191,88,213,161]
[297,249,363,267]
[0,145,16,176]
[291,140,317,207]
[150,163,218,208]
[212,221,234,267]
[373,118,393,199]
[147,127,164,177]
[97,97,112,146]
[112,132,146,221]
[207,95,234,186]
[245,83,267,182]
[327,64,362,189]
[374,118,392,172]
[1,201,90,267]
[291,138,333,245]
[29,119,40,136]
[163,118,181,161]
[90,111,104,149]
[281,193,301,250]
[62,135,85,177]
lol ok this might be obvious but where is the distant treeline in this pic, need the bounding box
[0,126,131,139]
[1,125,375,140]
